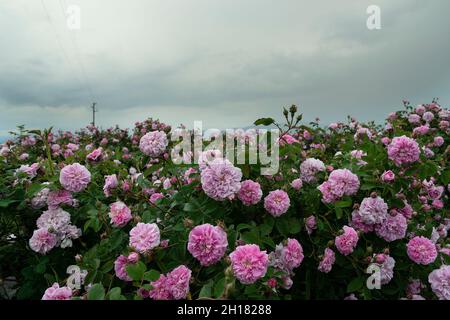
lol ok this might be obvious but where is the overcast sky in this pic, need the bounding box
[1,0,449,136]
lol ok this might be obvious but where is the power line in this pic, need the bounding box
[40,0,92,104]
[57,0,96,102]
[40,0,76,76]
[42,0,99,126]
[57,0,98,126]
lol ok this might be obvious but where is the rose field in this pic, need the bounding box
[0,100,449,301]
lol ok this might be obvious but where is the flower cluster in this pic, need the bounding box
[41,283,72,300]
[187,223,228,266]
[29,208,81,253]
[318,248,336,273]
[238,180,263,206]
[318,169,360,203]
[264,190,290,217]
[109,201,132,227]
[335,226,359,256]
[139,131,168,157]
[406,236,437,265]
[229,244,269,284]
[129,223,161,253]
[114,254,138,281]
[387,136,420,166]
[428,265,450,300]
[369,254,396,285]
[300,158,325,183]
[269,238,304,276]
[140,265,192,300]
[59,163,91,192]
[1,101,448,301]
[200,158,242,201]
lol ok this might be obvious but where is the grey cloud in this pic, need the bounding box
[0,0,449,134]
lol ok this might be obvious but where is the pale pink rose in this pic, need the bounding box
[149,192,165,204]
[129,223,160,253]
[387,136,420,166]
[335,226,359,256]
[279,134,299,145]
[139,131,168,157]
[305,215,317,235]
[42,283,72,300]
[229,244,269,284]
[407,236,437,265]
[47,189,74,209]
[318,248,335,273]
[264,190,290,217]
[29,228,57,254]
[59,163,91,192]
[16,163,40,179]
[103,174,119,197]
[109,201,132,227]
[291,178,303,190]
[114,255,133,281]
[238,180,262,206]
[86,147,103,162]
[187,224,228,266]
[381,170,395,183]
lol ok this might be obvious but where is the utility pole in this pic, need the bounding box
[91,102,97,127]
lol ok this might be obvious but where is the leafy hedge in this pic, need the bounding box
[0,101,448,300]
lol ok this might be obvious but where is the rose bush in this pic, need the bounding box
[0,101,448,300]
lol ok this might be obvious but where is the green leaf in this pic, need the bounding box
[262,237,276,249]
[143,269,160,282]
[440,170,450,185]
[34,261,47,274]
[241,229,260,244]
[254,117,275,126]
[107,287,122,300]
[199,280,213,298]
[335,207,343,219]
[236,223,254,232]
[334,200,352,208]
[87,283,105,300]
[144,163,163,177]
[136,175,150,188]
[213,278,226,298]
[28,129,42,136]
[26,183,46,197]
[241,164,251,178]
[347,277,364,293]
[360,184,376,191]
[316,217,325,231]
[243,284,259,298]
[288,218,301,234]
[126,261,146,281]
[259,219,274,236]
[362,286,372,300]
[172,223,185,231]
[142,209,156,223]
[100,260,114,273]
[0,199,18,208]
[183,202,197,212]
[275,218,290,236]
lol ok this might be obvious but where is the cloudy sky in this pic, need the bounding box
[1,0,449,137]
